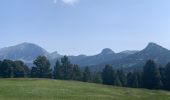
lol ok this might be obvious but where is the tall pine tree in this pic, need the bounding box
[127,72,140,88]
[142,60,162,89]
[53,60,61,79]
[60,56,73,80]
[116,70,126,86]
[33,56,52,78]
[165,63,170,90]
[102,65,115,85]
[82,66,91,82]
[71,65,82,81]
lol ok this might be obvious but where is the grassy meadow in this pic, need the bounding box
[0,78,169,100]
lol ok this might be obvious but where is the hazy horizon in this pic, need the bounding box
[0,42,167,56]
[0,0,170,55]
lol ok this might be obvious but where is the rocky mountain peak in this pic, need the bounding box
[100,48,115,55]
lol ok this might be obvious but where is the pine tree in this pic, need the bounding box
[142,60,162,89]
[53,60,61,79]
[114,75,122,86]
[33,56,52,78]
[127,72,141,88]
[102,65,115,85]
[82,66,91,82]
[159,67,166,89]
[127,72,134,87]
[60,56,73,80]
[165,63,170,90]
[92,72,102,84]
[71,65,82,81]
[116,70,126,86]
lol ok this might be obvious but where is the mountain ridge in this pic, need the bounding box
[0,42,170,70]
[93,42,170,70]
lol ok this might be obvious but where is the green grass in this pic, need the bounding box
[0,78,169,100]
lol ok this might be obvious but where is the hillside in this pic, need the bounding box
[0,42,49,63]
[0,78,169,100]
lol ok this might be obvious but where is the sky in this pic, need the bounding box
[0,0,170,55]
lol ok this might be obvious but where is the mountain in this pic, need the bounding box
[47,51,62,60]
[100,48,115,55]
[68,48,115,66]
[120,50,139,55]
[95,42,170,70]
[68,48,137,67]
[0,42,49,63]
[0,43,139,67]
[1,42,170,71]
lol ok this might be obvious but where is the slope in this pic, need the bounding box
[0,78,169,100]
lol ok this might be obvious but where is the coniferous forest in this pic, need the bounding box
[0,56,170,91]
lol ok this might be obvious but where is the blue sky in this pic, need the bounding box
[0,0,170,55]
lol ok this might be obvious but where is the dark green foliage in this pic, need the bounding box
[165,63,170,90]
[71,65,82,81]
[159,67,166,89]
[0,61,1,68]
[127,72,134,87]
[102,65,115,85]
[116,70,126,86]
[53,56,81,81]
[82,66,91,82]
[13,61,28,77]
[60,56,73,80]
[92,72,102,84]
[53,60,61,79]
[0,60,14,78]
[142,60,162,89]
[127,72,140,88]
[114,75,122,86]
[0,60,29,78]
[31,67,38,78]
[33,56,52,78]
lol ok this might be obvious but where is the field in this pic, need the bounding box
[0,78,169,100]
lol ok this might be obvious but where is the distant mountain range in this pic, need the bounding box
[0,42,170,70]
[0,43,49,63]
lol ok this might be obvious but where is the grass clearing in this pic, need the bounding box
[0,78,169,100]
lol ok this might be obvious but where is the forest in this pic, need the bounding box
[0,56,170,91]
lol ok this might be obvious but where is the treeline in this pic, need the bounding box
[0,56,170,90]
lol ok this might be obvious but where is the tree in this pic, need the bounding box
[60,56,73,80]
[142,60,162,89]
[0,61,2,77]
[82,66,91,82]
[53,60,61,79]
[23,65,30,77]
[127,72,140,88]
[159,67,166,89]
[0,60,30,78]
[92,72,102,84]
[102,65,115,85]
[116,70,126,86]
[0,61,1,67]
[30,66,38,78]
[13,61,28,78]
[0,60,14,78]
[71,65,82,81]
[114,75,122,86]
[127,72,133,87]
[33,56,52,78]
[164,63,170,90]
